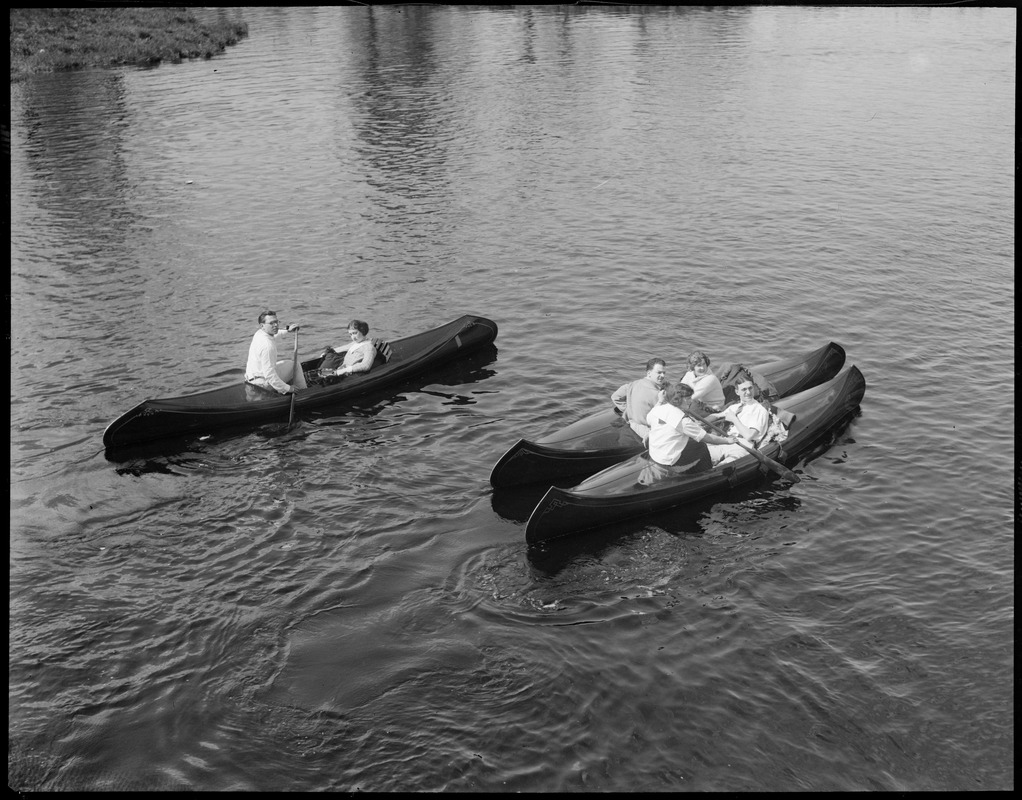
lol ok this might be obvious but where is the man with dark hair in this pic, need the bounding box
[705,378,771,465]
[245,310,306,394]
[611,357,668,443]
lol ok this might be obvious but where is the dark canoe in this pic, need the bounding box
[525,365,866,545]
[490,341,846,488]
[102,315,498,450]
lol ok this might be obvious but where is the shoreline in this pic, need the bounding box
[10,8,248,83]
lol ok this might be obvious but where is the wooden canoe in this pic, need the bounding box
[103,315,498,450]
[525,365,866,544]
[490,341,846,488]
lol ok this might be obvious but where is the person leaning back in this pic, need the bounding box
[611,357,668,443]
[245,310,306,394]
[680,350,725,411]
[704,378,771,465]
[318,319,376,379]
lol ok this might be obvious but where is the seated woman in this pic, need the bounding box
[645,381,736,474]
[680,350,725,412]
[313,319,376,382]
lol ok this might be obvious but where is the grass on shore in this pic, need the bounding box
[10,7,248,83]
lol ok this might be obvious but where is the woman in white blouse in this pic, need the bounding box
[680,350,725,411]
[321,319,376,377]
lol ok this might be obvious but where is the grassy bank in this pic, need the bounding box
[10,7,248,83]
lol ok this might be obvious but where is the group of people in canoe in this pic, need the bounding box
[244,310,376,394]
[245,310,771,474]
[612,350,774,474]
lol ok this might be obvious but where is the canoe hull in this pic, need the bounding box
[525,365,865,544]
[491,341,846,488]
[103,315,498,449]
[492,417,642,490]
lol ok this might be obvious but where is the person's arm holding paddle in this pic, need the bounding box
[718,403,764,446]
[322,319,375,378]
[707,380,768,446]
[693,381,799,481]
[244,310,303,394]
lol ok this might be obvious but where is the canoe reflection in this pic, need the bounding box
[526,490,804,576]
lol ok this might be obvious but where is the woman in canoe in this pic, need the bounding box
[680,350,725,411]
[316,319,376,379]
[645,382,737,473]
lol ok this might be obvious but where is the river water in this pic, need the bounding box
[9,6,1014,792]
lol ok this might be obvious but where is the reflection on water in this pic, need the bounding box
[526,488,806,577]
[10,5,1014,793]
[789,408,864,469]
[490,484,548,524]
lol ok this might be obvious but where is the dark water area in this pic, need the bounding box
[10,6,1014,791]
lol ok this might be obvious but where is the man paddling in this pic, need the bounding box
[704,378,771,465]
[245,310,306,394]
[611,357,668,443]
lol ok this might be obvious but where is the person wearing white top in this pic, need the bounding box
[320,319,377,377]
[245,310,306,394]
[645,382,736,472]
[705,379,772,465]
[680,350,725,411]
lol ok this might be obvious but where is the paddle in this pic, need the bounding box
[688,405,800,483]
[287,326,299,429]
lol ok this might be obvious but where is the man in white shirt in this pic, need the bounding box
[245,310,307,394]
[705,379,771,465]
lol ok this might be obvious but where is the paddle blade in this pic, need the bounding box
[769,460,800,484]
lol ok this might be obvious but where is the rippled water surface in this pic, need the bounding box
[9,6,1014,792]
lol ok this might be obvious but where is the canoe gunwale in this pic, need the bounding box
[491,341,846,488]
[524,365,865,543]
[103,315,498,449]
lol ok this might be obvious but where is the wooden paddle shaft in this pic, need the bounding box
[688,405,799,482]
[288,329,299,426]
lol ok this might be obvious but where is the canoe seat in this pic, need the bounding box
[372,337,394,363]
